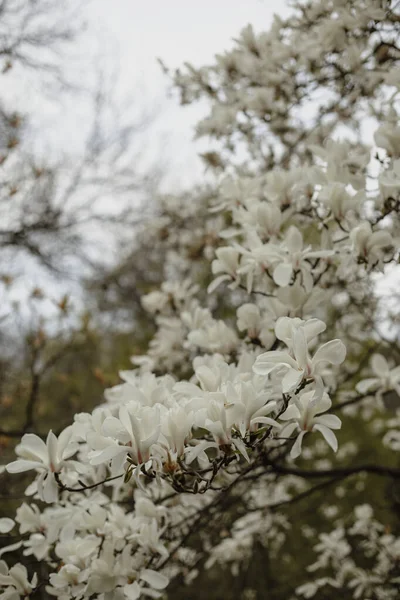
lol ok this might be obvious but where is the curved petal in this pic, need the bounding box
[371,353,389,377]
[141,569,169,590]
[290,430,307,459]
[279,422,298,439]
[253,351,298,374]
[355,378,379,395]
[16,434,47,463]
[0,518,15,534]
[250,416,281,429]
[314,414,341,430]
[275,316,300,344]
[303,319,326,342]
[313,424,338,452]
[89,444,127,466]
[312,339,346,367]
[102,417,130,442]
[6,460,43,473]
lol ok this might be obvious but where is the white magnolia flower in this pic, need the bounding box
[254,325,346,393]
[6,429,78,503]
[208,247,240,292]
[350,222,392,263]
[0,561,37,599]
[279,389,341,458]
[356,353,400,398]
[89,403,161,467]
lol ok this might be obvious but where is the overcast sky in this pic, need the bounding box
[83,0,290,186]
[16,0,291,190]
[3,1,291,308]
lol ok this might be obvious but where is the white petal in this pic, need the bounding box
[17,434,47,463]
[314,414,341,430]
[124,582,141,600]
[312,339,346,367]
[355,378,379,395]
[232,438,250,462]
[303,319,326,342]
[290,430,307,459]
[313,424,338,452]
[285,226,303,253]
[89,444,127,465]
[207,275,231,294]
[279,404,301,421]
[253,351,298,374]
[293,327,308,370]
[273,262,293,287]
[371,354,389,377]
[141,569,169,590]
[102,417,130,442]
[279,422,298,439]
[282,368,304,393]
[0,519,14,533]
[46,431,58,470]
[6,460,43,473]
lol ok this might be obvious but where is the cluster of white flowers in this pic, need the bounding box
[1,0,400,597]
[296,505,400,599]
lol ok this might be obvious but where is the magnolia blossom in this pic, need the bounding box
[6,429,77,502]
[356,353,400,398]
[253,325,346,393]
[350,222,392,263]
[0,562,37,599]
[279,389,342,458]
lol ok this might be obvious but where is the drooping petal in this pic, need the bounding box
[313,424,338,452]
[6,460,43,474]
[232,437,250,462]
[141,569,169,590]
[208,275,232,294]
[290,430,307,459]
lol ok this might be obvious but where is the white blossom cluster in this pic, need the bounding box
[1,0,400,598]
[296,505,400,599]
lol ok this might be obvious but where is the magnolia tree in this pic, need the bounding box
[1,0,400,598]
